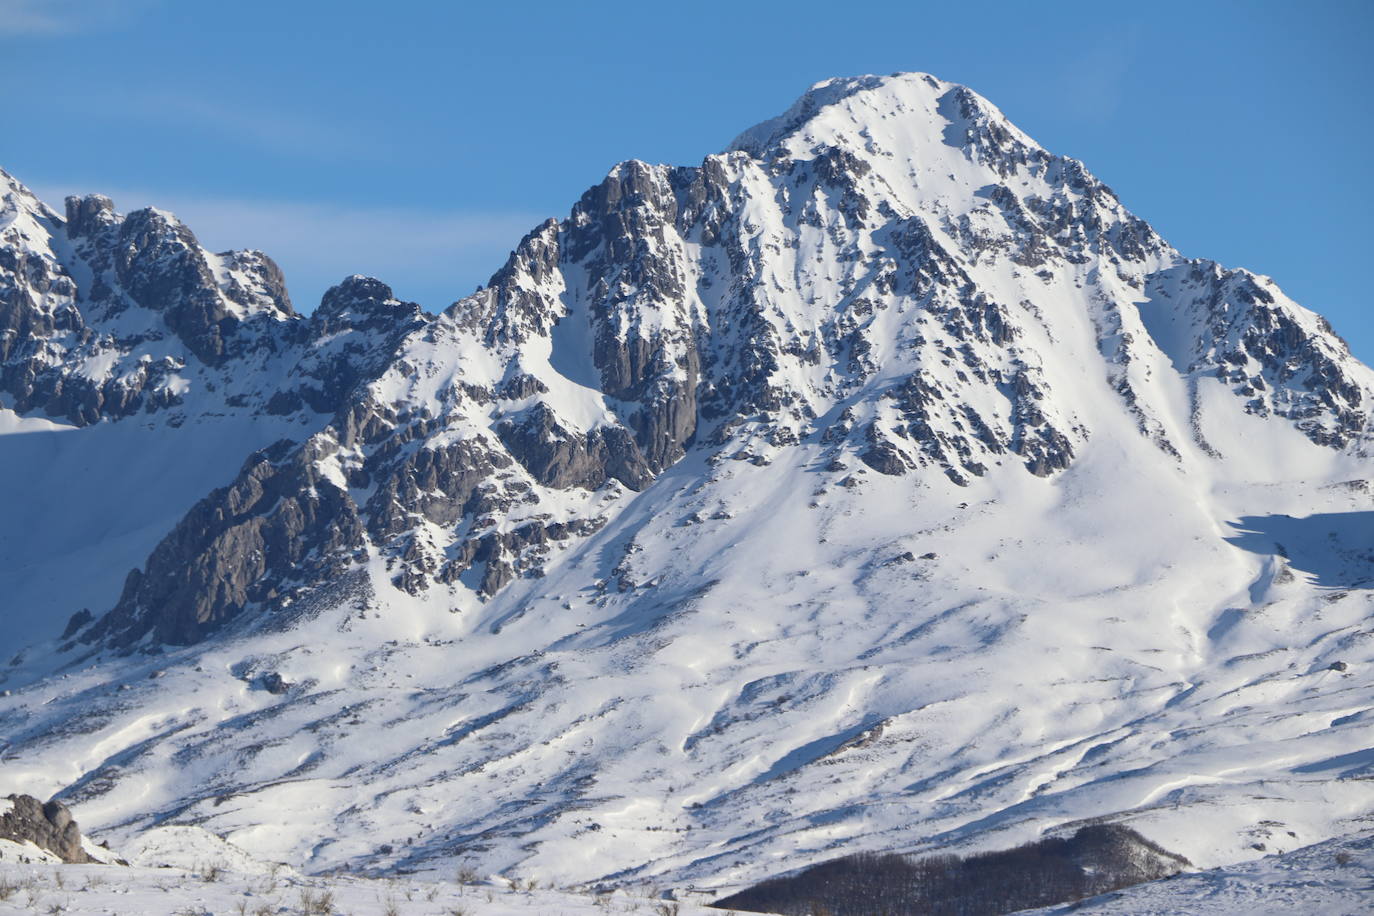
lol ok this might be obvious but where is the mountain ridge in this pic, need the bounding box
[0,71,1370,892]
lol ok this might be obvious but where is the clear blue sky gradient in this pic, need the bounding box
[2,0,1370,361]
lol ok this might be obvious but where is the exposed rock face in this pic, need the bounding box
[94,438,370,646]
[1144,261,1368,449]
[289,275,425,413]
[112,208,240,366]
[0,795,92,863]
[496,402,652,491]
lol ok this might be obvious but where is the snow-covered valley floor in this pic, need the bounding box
[0,828,722,916]
[2,828,1371,915]
[0,864,716,916]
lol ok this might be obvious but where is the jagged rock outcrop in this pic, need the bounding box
[496,403,652,491]
[0,172,410,431]
[275,275,426,414]
[0,795,92,864]
[1144,261,1367,449]
[92,437,370,646]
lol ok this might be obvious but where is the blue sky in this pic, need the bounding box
[1,0,1370,361]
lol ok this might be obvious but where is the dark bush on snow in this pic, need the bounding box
[710,824,1189,916]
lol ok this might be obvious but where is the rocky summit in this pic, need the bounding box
[0,73,1370,895]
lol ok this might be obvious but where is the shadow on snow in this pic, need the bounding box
[1225,511,1374,589]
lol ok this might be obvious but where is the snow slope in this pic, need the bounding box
[0,73,1370,900]
[1019,829,1374,915]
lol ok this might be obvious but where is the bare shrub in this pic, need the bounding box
[711,824,1190,916]
[299,886,335,915]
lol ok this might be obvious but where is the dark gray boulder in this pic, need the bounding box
[0,794,92,863]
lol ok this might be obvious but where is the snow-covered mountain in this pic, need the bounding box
[0,174,423,651]
[0,73,1370,896]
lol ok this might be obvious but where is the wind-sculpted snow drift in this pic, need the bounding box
[0,74,1371,895]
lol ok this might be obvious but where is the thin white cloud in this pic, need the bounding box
[113,90,389,160]
[5,6,369,161]
[42,87,389,161]
[0,0,62,33]
[0,0,155,36]
[30,183,547,310]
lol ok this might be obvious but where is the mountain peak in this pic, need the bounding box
[728,72,1038,164]
[0,167,62,236]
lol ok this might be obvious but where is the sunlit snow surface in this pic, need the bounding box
[0,827,724,916]
[1020,829,1374,915]
[0,829,1370,915]
[0,73,1371,898]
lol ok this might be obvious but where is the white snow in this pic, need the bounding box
[0,855,724,915]
[0,839,62,866]
[1019,829,1374,915]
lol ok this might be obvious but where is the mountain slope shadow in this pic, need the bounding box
[1225,512,1374,588]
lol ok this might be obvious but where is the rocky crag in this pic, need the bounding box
[0,795,94,864]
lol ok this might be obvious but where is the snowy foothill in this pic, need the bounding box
[0,859,722,916]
